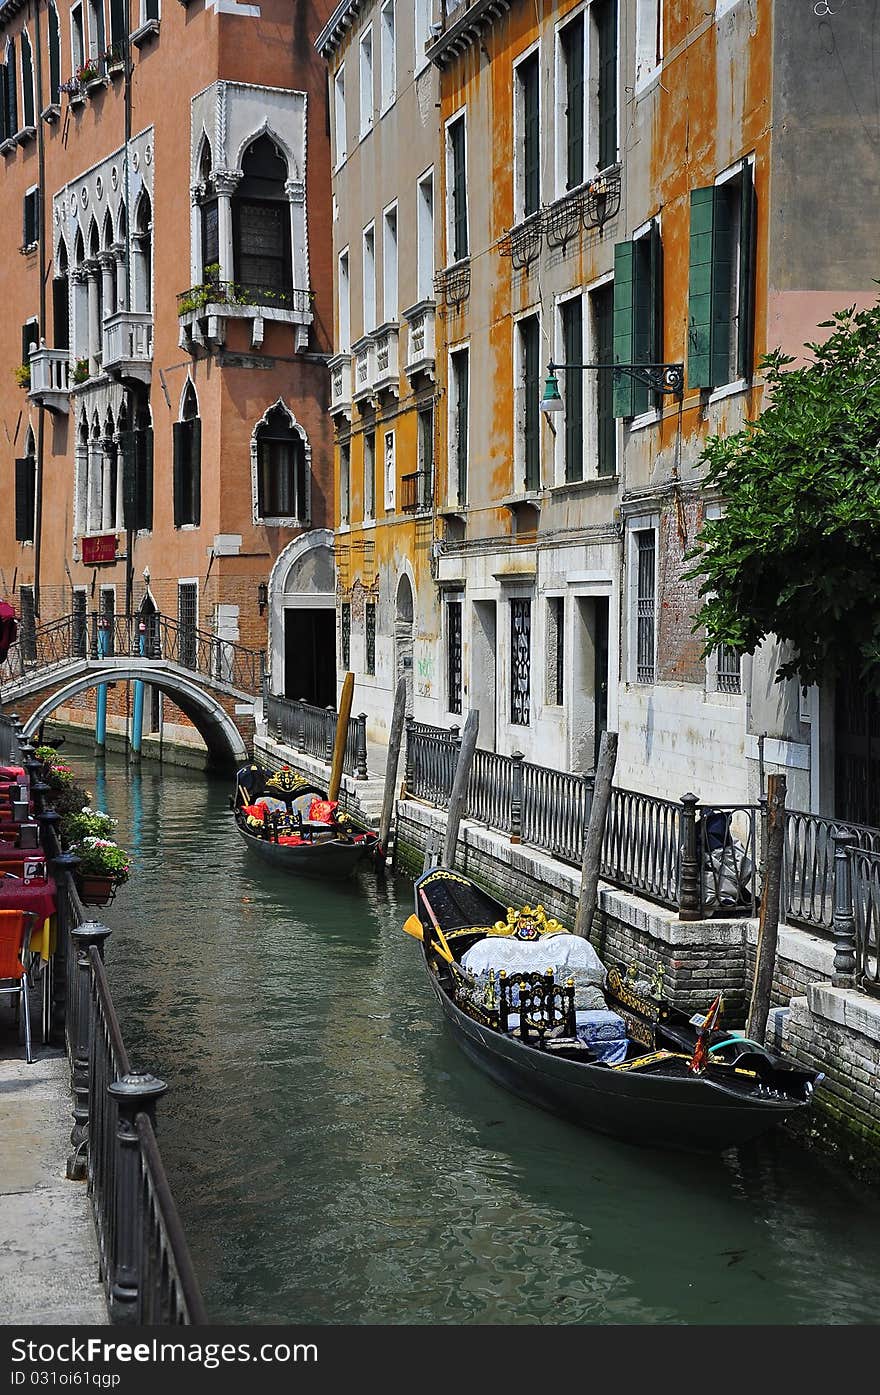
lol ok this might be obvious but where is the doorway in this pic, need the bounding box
[834,660,880,825]
[470,600,497,750]
[395,575,414,717]
[571,594,609,772]
[284,609,336,707]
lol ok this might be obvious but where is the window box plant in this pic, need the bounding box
[14,363,31,389]
[72,836,131,905]
[76,61,104,91]
[72,358,90,385]
[104,44,125,76]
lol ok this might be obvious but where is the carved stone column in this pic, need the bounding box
[111,240,127,312]
[98,251,116,361]
[85,258,101,374]
[212,170,240,285]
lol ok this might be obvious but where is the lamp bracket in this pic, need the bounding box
[549,360,684,397]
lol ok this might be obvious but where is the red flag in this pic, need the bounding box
[689,993,723,1074]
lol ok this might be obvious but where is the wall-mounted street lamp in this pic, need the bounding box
[257,582,269,616]
[540,358,684,413]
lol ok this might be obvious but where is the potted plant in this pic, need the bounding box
[72,358,90,385]
[76,60,102,88]
[61,804,117,845]
[72,836,132,905]
[104,44,125,76]
[14,363,30,389]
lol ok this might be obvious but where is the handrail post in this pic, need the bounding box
[678,792,702,921]
[50,850,80,1046]
[89,610,99,660]
[355,713,368,779]
[510,751,524,844]
[403,715,414,796]
[67,921,112,1180]
[106,1072,168,1324]
[832,832,857,988]
[324,706,336,764]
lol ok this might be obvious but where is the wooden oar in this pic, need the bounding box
[328,671,354,803]
[418,886,455,964]
[402,911,453,964]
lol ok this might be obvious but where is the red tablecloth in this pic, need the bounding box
[0,875,57,959]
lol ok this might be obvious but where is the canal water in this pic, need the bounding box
[57,743,880,1325]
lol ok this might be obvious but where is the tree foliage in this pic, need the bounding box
[688,301,880,691]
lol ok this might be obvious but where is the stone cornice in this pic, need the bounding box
[426,0,513,69]
[315,0,369,59]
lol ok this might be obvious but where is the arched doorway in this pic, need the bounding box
[395,574,414,718]
[267,531,336,707]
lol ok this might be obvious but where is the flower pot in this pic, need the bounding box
[75,873,120,906]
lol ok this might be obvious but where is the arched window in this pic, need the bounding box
[172,381,201,527]
[21,30,34,128]
[4,40,18,138]
[254,403,307,521]
[15,427,36,544]
[54,239,69,350]
[197,139,219,280]
[134,192,152,312]
[233,134,291,303]
[102,408,120,531]
[48,6,61,105]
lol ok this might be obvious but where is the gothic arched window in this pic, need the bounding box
[173,381,201,528]
[253,402,307,522]
[233,135,291,303]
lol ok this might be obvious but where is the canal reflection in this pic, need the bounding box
[58,741,880,1325]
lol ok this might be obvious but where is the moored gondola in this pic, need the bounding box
[232,763,378,878]
[404,866,823,1153]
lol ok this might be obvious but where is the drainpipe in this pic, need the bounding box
[33,0,47,616]
[123,8,134,617]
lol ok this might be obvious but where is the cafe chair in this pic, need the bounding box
[0,909,37,1063]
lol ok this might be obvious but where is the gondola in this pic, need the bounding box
[404,866,823,1153]
[232,763,378,878]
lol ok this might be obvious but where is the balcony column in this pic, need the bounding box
[112,241,127,313]
[286,179,309,352]
[190,182,204,285]
[87,436,103,532]
[85,259,101,375]
[212,170,240,286]
[101,436,114,531]
[99,252,116,363]
[70,267,88,362]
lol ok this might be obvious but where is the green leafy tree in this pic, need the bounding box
[688,302,880,691]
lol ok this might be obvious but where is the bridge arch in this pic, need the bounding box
[21,664,249,767]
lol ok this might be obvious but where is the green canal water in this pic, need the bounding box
[58,744,880,1325]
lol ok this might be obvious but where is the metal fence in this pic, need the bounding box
[264,692,369,778]
[784,809,880,934]
[849,845,880,997]
[602,787,682,908]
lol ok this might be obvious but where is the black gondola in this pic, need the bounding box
[232,764,378,879]
[405,866,823,1153]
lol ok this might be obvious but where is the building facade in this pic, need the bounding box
[0,0,336,753]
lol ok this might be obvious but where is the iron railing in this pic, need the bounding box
[850,845,880,998]
[264,691,368,778]
[784,809,880,935]
[602,787,682,909]
[1,611,265,696]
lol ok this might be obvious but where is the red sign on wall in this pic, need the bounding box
[81,534,118,565]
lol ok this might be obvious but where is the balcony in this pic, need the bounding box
[28,348,70,414]
[371,323,399,398]
[177,280,313,354]
[103,311,153,385]
[328,353,352,420]
[400,470,432,515]
[403,300,436,383]
[352,334,376,406]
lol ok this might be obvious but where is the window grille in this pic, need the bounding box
[717,644,741,694]
[178,583,197,669]
[510,597,531,725]
[341,602,351,668]
[365,602,376,676]
[635,530,655,683]
[447,600,462,715]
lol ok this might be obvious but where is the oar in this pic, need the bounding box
[419,886,455,963]
[402,911,454,964]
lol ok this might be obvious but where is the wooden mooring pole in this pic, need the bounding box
[746,772,787,1043]
[328,671,354,803]
[573,730,618,941]
[442,708,479,868]
[376,676,407,867]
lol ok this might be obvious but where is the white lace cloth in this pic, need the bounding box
[461,933,607,988]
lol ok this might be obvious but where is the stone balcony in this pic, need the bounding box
[370,323,400,398]
[352,334,377,406]
[177,281,313,354]
[103,311,153,386]
[403,300,436,382]
[329,353,352,420]
[28,347,70,414]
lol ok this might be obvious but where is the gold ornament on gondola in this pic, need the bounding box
[491,903,565,940]
[266,767,307,794]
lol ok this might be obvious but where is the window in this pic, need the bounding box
[340,602,351,668]
[71,6,84,71]
[417,170,434,301]
[178,582,197,670]
[517,314,541,492]
[418,406,434,511]
[447,114,468,263]
[716,645,741,694]
[0,55,9,144]
[593,0,618,172]
[635,528,656,683]
[383,205,398,323]
[172,384,201,528]
[450,348,469,506]
[510,598,532,725]
[515,50,540,222]
[592,282,616,475]
[340,442,350,524]
[255,405,307,521]
[635,0,662,89]
[688,160,756,389]
[447,600,462,715]
[87,0,105,67]
[21,29,34,128]
[414,0,430,72]
[142,0,160,23]
[109,0,126,47]
[380,2,395,110]
[54,242,69,350]
[560,296,583,482]
[363,432,375,521]
[359,26,373,137]
[72,590,88,658]
[334,65,347,165]
[133,192,152,314]
[547,597,565,705]
[21,318,39,367]
[365,602,376,676]
[338,249,350,351]
[362,225,376,333]
[22,188,39,249]
[560,13,584,191]
[383,430,395,512]
[121,407,154,533]
[100,587,116,658]
[15,431,36,544]
[48,6,61,105]
[232,136,292,301]
[613,222,662,418]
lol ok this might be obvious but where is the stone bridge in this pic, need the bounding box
[0,611,264,767]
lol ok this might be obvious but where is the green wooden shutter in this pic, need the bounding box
[564,14,584,190]
[120,430,138,529]
[596,0,618,171]
[172,421,185,527]
[562,298,583,482]
[650,217,664,368]
[594,283,616,476]
[190,417,202,527]
[451,118,468,261]
[710,184,736,389]
[14,457,34,542]
[523,54,540,218]
[688,186,715,389]
[522,315,540,491]
[613,240,635,417]
[737,160,756,382]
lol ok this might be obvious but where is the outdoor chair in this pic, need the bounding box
[0,909,37,1063]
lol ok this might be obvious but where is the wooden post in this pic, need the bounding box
[746,773,787,1043]
[573,730,618,940]
[442,708,479,868]
[328,671,354,802]
[377,677,407,865]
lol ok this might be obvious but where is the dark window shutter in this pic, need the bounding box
[564,16,584,190]
[455,353,468,505]
[451,118,468,261]
[172,420,185,527]
[688,186,715,389]
[737,160,756,381]
[21,31,34,127]
[613,240,635,418]
[522,54,540,218]
[596,0,618,171]
[201,201,219,275]
[6,42,17,136]
[110,0,126,45]
[594,283,615,476]
[522,315,540,491]
[49,9,61,102]
[142,425,154,531]
[15,457,34,542]
[562,298,583,482]
[120,430,138,529]
[190,417,202,527]
[0,65,8,144]
[650,217,664,370]
[53,276,69,351]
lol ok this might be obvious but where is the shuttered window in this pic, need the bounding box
[520,314,541,492]
[172,414,201,528]
[15,455,36,543]
[19,587,36,661]
[596,0,618,171]
[449,115,468,262]
[451,349,468,506]
[519,52,540,220]
[48,8,61,104]
[562,297,583,482]
[688,164,756,389]
[613,222,662,418]
[21,31,34,127]
[0,64,8,143]
[5,41,17,136]
[53,274,69,350]
[562,14,584,191]
[72,591,88,658]
[593,283,616,476]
